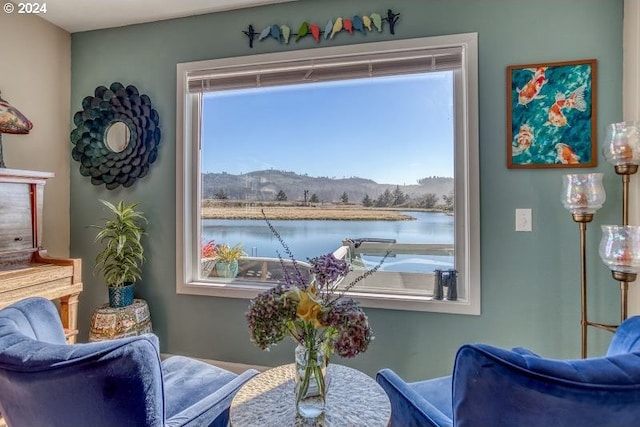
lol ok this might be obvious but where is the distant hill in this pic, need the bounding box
[202,170,453,205]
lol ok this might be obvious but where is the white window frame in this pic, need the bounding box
[176,33,480,314]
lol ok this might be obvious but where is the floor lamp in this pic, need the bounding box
[562,173,606,358]
[563,121,640,358]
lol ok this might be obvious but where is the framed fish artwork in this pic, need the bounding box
[506,59,597,169]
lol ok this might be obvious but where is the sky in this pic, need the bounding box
[201,71,454,186]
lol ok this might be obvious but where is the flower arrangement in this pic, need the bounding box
[246,213,386,416]
[246,220,383,357]
[201,240,217,258]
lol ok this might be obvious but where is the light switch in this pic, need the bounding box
[515,209,532,232]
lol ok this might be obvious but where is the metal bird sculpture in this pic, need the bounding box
[0,92,33,168]
[309,23,321,43]
[270,25,281,43]
[370,13,383,32]
[330,17,343,39]
[343,18,353,34]
[242,24,258,48]
[280,25,291,44]
[385,9,401,35]
[258,26,271,41]
[352,15,365,34]
[324,20,333,39]
[362,15,372,31]
[296,21,309,42]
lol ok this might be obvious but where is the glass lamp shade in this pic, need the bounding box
[561,173,606,214]
[603,121,640,166]
[599,225,640,274]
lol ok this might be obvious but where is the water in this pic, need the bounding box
[202,211,454,273]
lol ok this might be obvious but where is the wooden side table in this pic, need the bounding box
[89,299,152,342]
[230,364,391,427]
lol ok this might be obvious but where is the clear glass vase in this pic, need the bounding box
[294,342,328,418]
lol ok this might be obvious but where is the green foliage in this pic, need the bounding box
[375,189,393,207]
[309,193,319,203]
[362,194,372,207]
[93,200,147,287]
[340,191,349,204]
[442,191,454,211]
[215,243,245,263]
[420,193,439,209]
[276,190,287,201]
[215,189,228,199]
[392,185,406,205]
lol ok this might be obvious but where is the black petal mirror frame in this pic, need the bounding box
[70,82,161,190]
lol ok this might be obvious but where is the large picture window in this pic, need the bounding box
[177,33,480,314]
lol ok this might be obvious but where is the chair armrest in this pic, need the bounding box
[165,369,259,427]
[376,368,453,427]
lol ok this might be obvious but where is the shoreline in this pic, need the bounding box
[201,205,422,220]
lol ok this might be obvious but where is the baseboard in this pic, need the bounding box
[161,353,269,374]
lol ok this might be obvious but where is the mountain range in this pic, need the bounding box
[202,170,453,204]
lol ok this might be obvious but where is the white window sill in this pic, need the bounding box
[177,279,480,315]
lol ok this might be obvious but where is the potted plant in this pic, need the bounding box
[93,200,147,307]
[214,243,245,278]
[201,239,217,277]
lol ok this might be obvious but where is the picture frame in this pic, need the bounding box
[506,59,597,169]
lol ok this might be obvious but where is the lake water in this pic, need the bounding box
[202,211,454,273]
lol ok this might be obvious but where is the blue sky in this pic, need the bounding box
[201,72,454,186]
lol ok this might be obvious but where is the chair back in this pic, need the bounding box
[453,321,640,427]
[0,297,165,427]
[607,315,640,356]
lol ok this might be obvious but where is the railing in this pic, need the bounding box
[205,239,457,299]
[341,238,454,260]
[336,238,457,299]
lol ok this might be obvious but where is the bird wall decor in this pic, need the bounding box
[243,9,400,48]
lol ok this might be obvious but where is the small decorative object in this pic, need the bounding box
[246,213,385,418]
[0,91,33,168]
[561,173,606,217]
[507,59,597,168]
[433,269,459,301]
[92,200,147,308]
[599,225,640,280]
[243,9,400,48]
[603,121,640,171]
[70,82,161,189]
[201,239,217,277]
[213,243,245,278]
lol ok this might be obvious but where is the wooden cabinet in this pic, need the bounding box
[0,169,82,343]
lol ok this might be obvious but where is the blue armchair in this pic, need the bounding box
[0,297,259,427]
[377,316,640,427]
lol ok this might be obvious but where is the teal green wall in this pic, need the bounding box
[70,0,625,380]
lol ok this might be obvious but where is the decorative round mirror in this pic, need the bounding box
[104,121,131,153]
[70,82,161,190]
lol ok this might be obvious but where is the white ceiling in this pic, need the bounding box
[24,0,297,33]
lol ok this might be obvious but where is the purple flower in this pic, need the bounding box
[324,299,373,358]
[246,285,297,349]
[309,254,350,290]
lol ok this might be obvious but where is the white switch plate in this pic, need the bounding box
[515,208,532,232]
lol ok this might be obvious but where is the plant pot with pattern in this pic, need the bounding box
[200,239,217,278]
[214,243,245,279]
[93,200,147,308]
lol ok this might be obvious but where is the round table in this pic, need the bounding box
[88,299,152,342]
[230,364,391,427]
